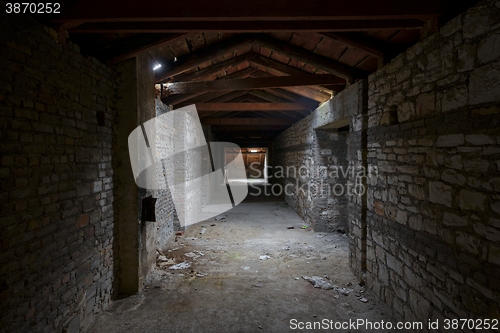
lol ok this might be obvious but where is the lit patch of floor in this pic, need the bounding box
[89,201,394,333]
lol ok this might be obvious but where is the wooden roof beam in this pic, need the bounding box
[196,103,312,112]
[170,53,258,83]
[201,118,295,125]
[69,19,424,33]
[155,36,254,83]
[163,74,343,96]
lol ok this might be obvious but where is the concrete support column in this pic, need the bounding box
[113,54,156,295]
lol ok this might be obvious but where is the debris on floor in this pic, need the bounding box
[302,276,334,290]
[158,259,176,266]
[287,226,294,229]
[169,262,191,270]
[259,255,271,260]
[336,287,351,296]
[200,228,206,234]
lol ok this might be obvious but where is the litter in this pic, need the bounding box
[302,276,334,290]
[169,262,191,270]
[287,226,295,229]
[200,228,206,234]
[358,297,368,303]
[241,266,250,270]
[259,255,271,260]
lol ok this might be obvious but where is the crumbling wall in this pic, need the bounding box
[0,12,116,332]
[363,0,500,323]
[273,81,367,232]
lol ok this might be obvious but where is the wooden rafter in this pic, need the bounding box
[163,74,343,96]
[170,53,258,83]
[69,19,424,33]
[155,36,253,83]
[211,125,287,131]
[201,118,294,125]
[196,103,311,112]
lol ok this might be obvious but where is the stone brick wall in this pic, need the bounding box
[364,0,500,323]
[273,81,367,232]
[0,13,116,333]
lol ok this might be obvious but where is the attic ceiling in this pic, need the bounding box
[40,0,475,145]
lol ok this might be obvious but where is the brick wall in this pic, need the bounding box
[364,0,500,323]
[154,99,178,246]
[0,13,116,332]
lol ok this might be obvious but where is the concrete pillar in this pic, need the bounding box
[113,53,156,295]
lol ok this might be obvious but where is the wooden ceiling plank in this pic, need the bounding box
[249,56,346,84]
[252,34,366,80]
[108,33,189,64]
[319,32,389,59]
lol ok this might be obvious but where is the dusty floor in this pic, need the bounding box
[89,193,394,333]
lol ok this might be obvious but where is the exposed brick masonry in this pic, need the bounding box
[0,13,116,333]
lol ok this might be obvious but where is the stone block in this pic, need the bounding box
[442,84,468,112]
[443,212,468,226]
[465,134,494,145]
[464,159,489,173]
[409,215,423,231]
[463,4,494,39]
[469,62,500,105]
[477,32,500,64]
[429,181,452,207]
[386,254,403,276]
[408,184,426,200]
[456,232,481,255]
[489,245,500,266]
[457,43,476,72]
[473,223,500,242]
[436,134,464,147]
[416,92,435,117]
[409,289,431,320]
[459,189,486,210]
[397,102,415,122]
[396,210,407,225]
[441,169,466,186]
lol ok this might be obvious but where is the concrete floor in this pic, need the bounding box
[89,190,394,332]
